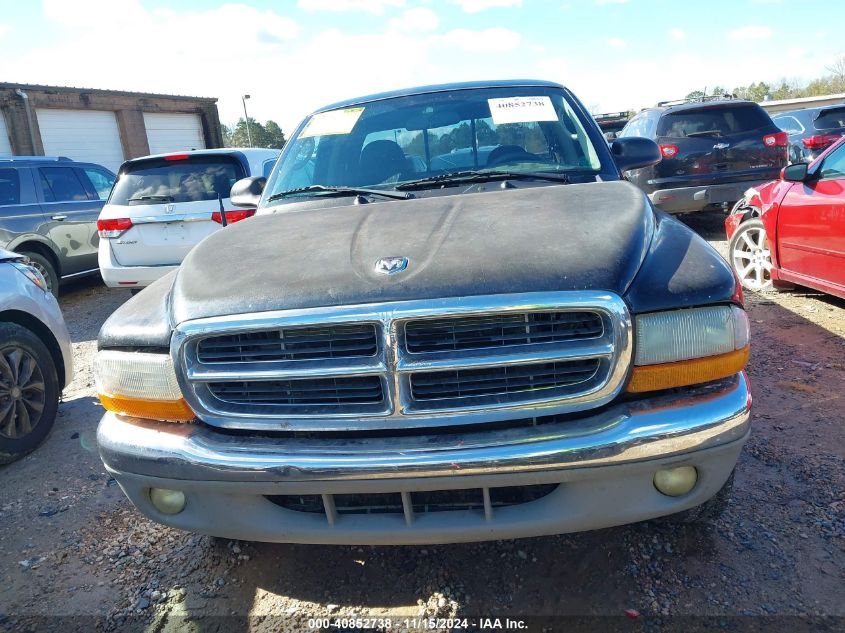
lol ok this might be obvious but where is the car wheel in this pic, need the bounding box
[19,251,59,298]
[729,218,773,292]
[657,470,734,525]
[0,323,60,464]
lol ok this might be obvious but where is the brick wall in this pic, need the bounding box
[0,83,222,158]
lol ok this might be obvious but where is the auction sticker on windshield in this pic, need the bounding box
[488,96,557,125]
[300,107,365,137]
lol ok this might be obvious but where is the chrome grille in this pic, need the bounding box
[208,376,384,407]
[197,324,377,363]
[404,311,603,353]
[409,359,600,403]
[175,292,632,431]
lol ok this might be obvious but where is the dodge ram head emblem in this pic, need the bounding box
[374,256,408,275]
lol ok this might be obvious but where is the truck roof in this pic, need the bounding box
[314,79,566,114]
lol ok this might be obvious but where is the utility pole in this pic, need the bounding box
[241,94,253,147]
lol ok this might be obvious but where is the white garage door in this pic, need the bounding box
[144,113,206,155]
[0,113,12,156]
[36,109,125,172]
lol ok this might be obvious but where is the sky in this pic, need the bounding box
[0,0,843,135]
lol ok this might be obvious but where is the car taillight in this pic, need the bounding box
[763,131,788,147]
[97,218,133,238]
[164,153,189,161]
[659,144,678,158]
[211,209,256,224]
[802,134,840,149]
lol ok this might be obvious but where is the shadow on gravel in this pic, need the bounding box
[677,210,729,242]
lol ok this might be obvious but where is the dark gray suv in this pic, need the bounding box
[0,156,116,296]
[619,97,787,213]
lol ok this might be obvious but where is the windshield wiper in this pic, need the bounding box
[685,130,723,138]
[127,195,175,202]
[395,170,570,190]
[267,185,413,202]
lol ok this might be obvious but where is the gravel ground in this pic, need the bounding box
[0,211,843,631]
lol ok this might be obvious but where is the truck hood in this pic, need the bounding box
[170,181,654,323]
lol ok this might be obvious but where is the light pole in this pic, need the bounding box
[241,94,253,147]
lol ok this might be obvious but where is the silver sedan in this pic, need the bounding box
[0,248,73,462]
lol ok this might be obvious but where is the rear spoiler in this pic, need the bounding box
[656,94,739,107]
[813,105,845,120]
[595,111,629,120]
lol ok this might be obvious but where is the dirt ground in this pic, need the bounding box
[0,211,843,632]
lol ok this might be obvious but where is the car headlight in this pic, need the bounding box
[627,305,749,393]
[11,261,48,291]
[95,351,195,421]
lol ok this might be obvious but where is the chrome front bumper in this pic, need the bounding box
[98,373,751,544]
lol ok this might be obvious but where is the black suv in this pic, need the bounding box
[619,97,787,213]
[0,156,116,295]
[772,105,845,164]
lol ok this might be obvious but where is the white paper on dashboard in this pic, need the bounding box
[300,107,365,137]
[487,96,558,125]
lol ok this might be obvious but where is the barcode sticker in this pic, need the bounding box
[488,96,557,124]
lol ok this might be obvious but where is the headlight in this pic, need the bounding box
[95,351,195,421]
[628,305,749,393]
[11,261,48,291]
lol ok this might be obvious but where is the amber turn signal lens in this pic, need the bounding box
[98,394,196,422]
[627,346,749,393]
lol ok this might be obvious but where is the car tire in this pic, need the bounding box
[0,323,60,464]
[19,251,60,298]
[658,470,734,525]
[728,218,773,292]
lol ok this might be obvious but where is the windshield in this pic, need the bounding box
[656,104,772,138]
[110,156,244,206]
[265,87,602,201]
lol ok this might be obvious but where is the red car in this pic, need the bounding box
[725,135,845,299]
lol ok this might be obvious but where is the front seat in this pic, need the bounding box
[358,140,409,185]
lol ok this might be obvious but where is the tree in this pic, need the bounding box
[685,87,729,101]
[826,55,845,82]
[222,118,286,149]
[735,81,771,102]
[263,121,287,149]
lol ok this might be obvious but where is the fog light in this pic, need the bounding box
[149,488,186,515]
[654,466,698,497]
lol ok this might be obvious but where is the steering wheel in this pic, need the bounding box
[485,145,535,168]
[292,137,316,170]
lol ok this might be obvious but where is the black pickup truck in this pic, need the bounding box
[94,80,751,545]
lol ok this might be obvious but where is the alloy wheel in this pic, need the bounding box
[0,346,46,440]
[731,223,773,291]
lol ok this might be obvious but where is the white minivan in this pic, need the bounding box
[97,148,279,290]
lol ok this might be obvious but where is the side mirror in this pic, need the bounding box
[610,137,662,172]
[781,163,809,182]
[230,176,266,208]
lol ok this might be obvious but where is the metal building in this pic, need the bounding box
[0,83,223,172]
